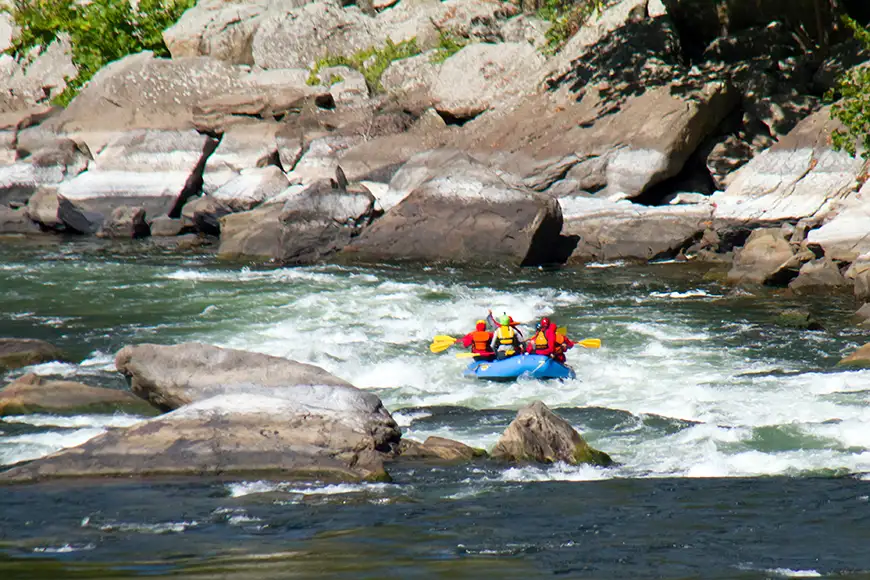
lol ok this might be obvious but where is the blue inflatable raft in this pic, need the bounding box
[464,354,575,382]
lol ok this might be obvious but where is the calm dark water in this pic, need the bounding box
[1,471,869,579]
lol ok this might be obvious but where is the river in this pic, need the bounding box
[1,237,869,578]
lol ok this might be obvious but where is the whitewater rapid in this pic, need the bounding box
[2,254,870,482]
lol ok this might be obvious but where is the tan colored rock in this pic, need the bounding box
[726,228,795,285]
[0,338,67,371]
[0,392,398,483]
[788,258,847,294]
[52,52,249,132]
[838,343,870,368]
[712,107,868,227]
[0,373,155,416]
[398,436,487,461]
[431,42,546,119]
[339,151,564,266]
[491,401,613,466]
[163,0,269,64]
[114,342,354,411]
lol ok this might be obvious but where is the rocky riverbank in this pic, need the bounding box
[3,0,870,306]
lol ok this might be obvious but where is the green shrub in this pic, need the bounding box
[537,0,605,55]
[2,0,195,106]
[430,29,468,64]
[307,37,420,93]
[829,16,870,158]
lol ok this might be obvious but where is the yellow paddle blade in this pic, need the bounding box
[456,352,480,359]
[433,335,457,344]
[578,338,601,349]
[430,341,453,353]
[557,326,567,335]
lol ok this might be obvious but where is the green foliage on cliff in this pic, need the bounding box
[307,38,420,93]
[538,0,606,54]
[829,16,870,158]
[2,0,195,106]
[430,29,468,64]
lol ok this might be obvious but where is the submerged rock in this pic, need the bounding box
[114,342,354,412]
[491,401,613,467]
[0,373,155,416]
[0,338,67,371]
[0,392,399,483]
[398,436,487,462]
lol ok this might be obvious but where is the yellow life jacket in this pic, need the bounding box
[533,330,549,349]
[496,325,515,346]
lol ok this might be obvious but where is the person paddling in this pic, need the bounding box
[526,317,556,357]
[490,313,523,360]
[456,319,495,360]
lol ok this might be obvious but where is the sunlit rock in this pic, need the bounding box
[491,401,613,467]
[0,373,155,416]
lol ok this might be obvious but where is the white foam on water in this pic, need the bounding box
[585,261,626,268]
[226,480,393,498]
[498,463,611,483]
[766,568,822,578]
[32,543,96,553]
[90,520,199,534]
[649,289,722,299]
[0,428,106,466]
[2,413,143,429]
[392,409,433,427]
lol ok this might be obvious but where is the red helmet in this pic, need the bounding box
[540,317,551,327]
[476,320,487,331]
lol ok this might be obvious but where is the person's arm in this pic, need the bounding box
[459,333,473,348]
[487,310,498,328]
[563,336,575,349]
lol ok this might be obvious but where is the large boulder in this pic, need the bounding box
[163,0,270,65]
[465,76,736,198]
[50,52,249,133]
[712,107,868,229]
[726,227,796,285]
[252,2,377,70]
[0,136,90,208]
[491,401,613,466]
[0,391,399,483]
[202,123,281,194]
[0,37,76,113]
[218,170,377,264]
[0,373,155,416]
[431,42,547,120]
[56,130,217,234]
[788,258,847,294]
[0,338,67,371]
[0,206,40,234]
[562,196,714,263]
[211,166,290,212]
[805,180,870,262]
[114,342,354,412]
[339,151,564,266]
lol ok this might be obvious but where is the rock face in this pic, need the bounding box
[51,52,248,132]
[712,107,868,228]
[431,42,547,120]
[56,130,216,233]
[562,196,714,262]
[218,169,376,263]
[114,342,354,411]
[491,401,613,467]
[163,0,270,65]
[0,373,155,416]
[0,392,400,483]
[340,152,564,266]
[805,181,870,262]
[0,338,67,371]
